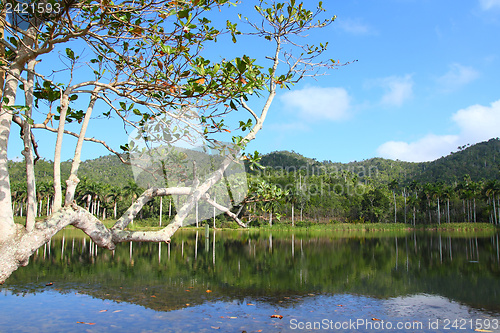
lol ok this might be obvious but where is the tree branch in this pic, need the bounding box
[31,121,130,163]
[22,58,38,231]
[111,187,192,231]
[65,86,101,205]
[202,193,246,227]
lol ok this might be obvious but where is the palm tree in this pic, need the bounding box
[484,179,500,225]
[36,181,52,217]
[408,180,420,224]
[45,181,54,216]
[469,180,480,223]
[107,187,123,219]
[432,182,444,225]
[287,186,299,226]
[388,180,398,223]
[16,185,28,217]
[75,177,91,210]
[80,182,101,215]
[123,179,142,203]
[402,186,407,224]
[441,185,454,223]
[407,195,418,226]
[455,175,481,223]
[422,183,434,224]
[10,182,23,216]
[123,180,144,220]
[455,176,471,222]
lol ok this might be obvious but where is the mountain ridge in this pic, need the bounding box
[8,138,500,186]
[259,137,500,184]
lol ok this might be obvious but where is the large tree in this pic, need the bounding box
[0,0,344,283]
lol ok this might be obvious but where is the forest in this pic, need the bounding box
[8,137,500,227]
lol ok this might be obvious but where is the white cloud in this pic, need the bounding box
[377,134,459,162]
[452,100,500,142]
[479,0,500,10]
[377,98,500,162]
[437,63,479,92]
[378,75,414,107]
[337,17,375,35]
[280,86,351,121]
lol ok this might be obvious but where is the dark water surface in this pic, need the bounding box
[1,229,500,332]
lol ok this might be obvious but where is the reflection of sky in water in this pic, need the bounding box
[2,232,500,332]
[2,290,500,333]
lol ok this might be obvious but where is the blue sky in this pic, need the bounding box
[245,0,500,163]
[7,0,500,163]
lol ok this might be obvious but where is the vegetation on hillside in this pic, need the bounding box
[8,138,500,227]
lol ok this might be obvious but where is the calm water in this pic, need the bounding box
[1,228,500,332]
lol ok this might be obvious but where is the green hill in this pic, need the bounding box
[259,138,500,185]
[7,137,500,224]
[8,138,500,187]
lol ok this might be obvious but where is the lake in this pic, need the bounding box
[1,228,500,332]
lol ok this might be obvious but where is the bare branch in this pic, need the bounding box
[65,86,101,205]
[31,121,130,163]
[112,187,192,231]
[12,116,40,164]
[202,193,247,228]
[240,96,259,121]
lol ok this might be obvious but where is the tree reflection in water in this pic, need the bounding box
[1,228,500,332]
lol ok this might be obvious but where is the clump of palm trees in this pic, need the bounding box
[10,178,167,221]
[10,173,500,226]
[11,181,54,218]
[394,176,500,225]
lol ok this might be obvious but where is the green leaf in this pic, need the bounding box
[178,9,190,19]
[236,58,246,73]
[65,48,75,61]
[161,44,173,54]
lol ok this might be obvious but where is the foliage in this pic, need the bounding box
[7,137,500,226]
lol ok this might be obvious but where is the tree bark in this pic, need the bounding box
[159,196,162,227]
[22,59,38,232]
[65,88,99,204]
[0,66,22,242]
[53,94,69,210]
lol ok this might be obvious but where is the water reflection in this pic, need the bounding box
[2,229,500,331]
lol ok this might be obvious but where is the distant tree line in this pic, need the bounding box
[9,139,500,226]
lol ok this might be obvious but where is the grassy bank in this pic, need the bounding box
[14,216,499,235]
